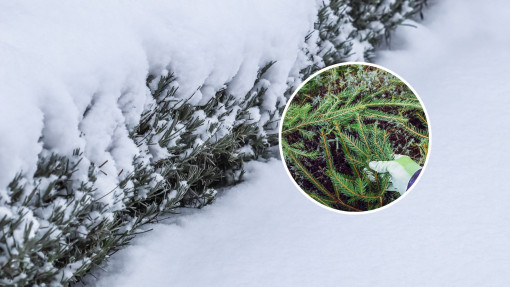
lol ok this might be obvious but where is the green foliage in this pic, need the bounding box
[0,150,109,286]
[282,65,428,212]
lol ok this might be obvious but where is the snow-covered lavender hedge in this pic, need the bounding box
[0,0,426,285]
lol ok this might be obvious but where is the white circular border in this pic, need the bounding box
[278,62,432,215]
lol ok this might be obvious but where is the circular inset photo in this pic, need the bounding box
[280,63,430,213]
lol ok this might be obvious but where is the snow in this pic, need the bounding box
[0,0,318,200]
[91,0,510,286]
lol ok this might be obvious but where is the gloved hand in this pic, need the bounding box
[368,154,422,194]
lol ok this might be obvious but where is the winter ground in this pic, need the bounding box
[90,0,510,286]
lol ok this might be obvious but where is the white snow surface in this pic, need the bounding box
[0,0,318,198]
[93,0,510,286]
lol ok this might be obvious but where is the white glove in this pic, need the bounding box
[368,154,422,194]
